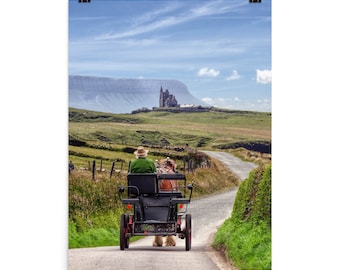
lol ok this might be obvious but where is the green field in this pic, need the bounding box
[69,107,271,171]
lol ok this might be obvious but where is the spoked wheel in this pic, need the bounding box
[185,214,192,251]
[120,214,129,250]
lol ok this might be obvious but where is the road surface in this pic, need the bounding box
[201,151,258,180]
[68,151,257,270]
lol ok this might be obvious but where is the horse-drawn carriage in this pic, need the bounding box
[118,167,193,251]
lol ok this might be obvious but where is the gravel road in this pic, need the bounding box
[68,151,257,270]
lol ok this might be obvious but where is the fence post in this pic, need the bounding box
[110,161,115,178]
[68,161,74,176]
[92,160,96,180]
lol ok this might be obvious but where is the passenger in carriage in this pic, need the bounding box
[129,146,156,173]
[158,157,179,191]
[154,157,179,247]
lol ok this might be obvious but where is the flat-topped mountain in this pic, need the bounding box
[69,75,207,114]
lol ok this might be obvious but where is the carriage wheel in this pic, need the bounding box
[120,214,129,250]
[185,214,192,251]
[124,214,130,249]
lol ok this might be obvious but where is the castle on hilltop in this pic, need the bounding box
[159,87,179,107]
[131,86,212,113]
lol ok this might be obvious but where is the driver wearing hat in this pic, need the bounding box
[129,146,156,173]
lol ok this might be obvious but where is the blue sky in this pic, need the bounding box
[69,0,271,112]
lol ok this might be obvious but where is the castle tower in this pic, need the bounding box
[159,86,178,107]
[159,86,164,107]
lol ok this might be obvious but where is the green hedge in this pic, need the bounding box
[214,164,271,270]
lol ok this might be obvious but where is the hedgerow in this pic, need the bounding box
[213,164,271,270]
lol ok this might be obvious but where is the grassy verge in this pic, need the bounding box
[213,164,272,270]
[69,212,121,248]
[214,220,271,270]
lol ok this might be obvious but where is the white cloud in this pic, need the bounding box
[97,1,247,40]
[202,96,271,112]
[226,70,240,81]
[256,69,272,84]
[201,97,229,107]
[131,3,181,27]
[197,67,220,77]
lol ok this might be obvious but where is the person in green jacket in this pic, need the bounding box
[129,146,156,173]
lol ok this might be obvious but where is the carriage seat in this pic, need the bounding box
[127,173,158,196]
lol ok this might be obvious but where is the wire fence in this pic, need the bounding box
[68,155,211,180]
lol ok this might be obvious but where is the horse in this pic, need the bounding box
[153,157,178,247]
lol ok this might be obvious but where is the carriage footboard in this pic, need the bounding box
[134,221,176,235]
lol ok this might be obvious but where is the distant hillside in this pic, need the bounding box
[69,75,207,114]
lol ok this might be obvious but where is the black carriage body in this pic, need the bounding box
[125,196,182,235]
[119,173,193,249]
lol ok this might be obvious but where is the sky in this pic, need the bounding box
[69,0,271,112]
